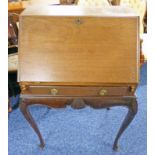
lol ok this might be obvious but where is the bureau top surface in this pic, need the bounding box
[18,6,139,85]
[21,5,138,17]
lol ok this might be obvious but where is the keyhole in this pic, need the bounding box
[75,18,83,25]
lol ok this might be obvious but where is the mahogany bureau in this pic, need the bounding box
[18,6,140,151]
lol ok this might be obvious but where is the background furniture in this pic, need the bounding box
[8,2,24,112]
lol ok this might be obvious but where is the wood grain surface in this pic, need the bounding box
[18,6,139,85]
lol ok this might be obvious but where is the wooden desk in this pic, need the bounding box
[18,6,139,151]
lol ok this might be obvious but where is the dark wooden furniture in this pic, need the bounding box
[60,0,76,4]
[18,6,139,151]
[8,1,25,112]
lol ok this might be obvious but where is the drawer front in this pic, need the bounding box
[22,86,133,96]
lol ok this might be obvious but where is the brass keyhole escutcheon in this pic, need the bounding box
[99,89,107,96]
[50,88,58,95]
[75,18,83,25]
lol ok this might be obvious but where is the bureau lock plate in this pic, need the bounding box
[75,18,83,25]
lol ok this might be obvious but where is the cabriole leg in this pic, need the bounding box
[113,98,138,151]
[19,101,45,148]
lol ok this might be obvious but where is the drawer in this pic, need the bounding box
[22,86,133,96]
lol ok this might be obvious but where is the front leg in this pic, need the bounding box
[113,98,138,151]
[19,97,68,148]
[19,100,45,148]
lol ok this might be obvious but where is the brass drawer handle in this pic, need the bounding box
[99,89,107,96]
[50,88,58,95]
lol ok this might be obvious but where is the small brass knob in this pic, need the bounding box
[50,88,58,95]
[99,89,107,96]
